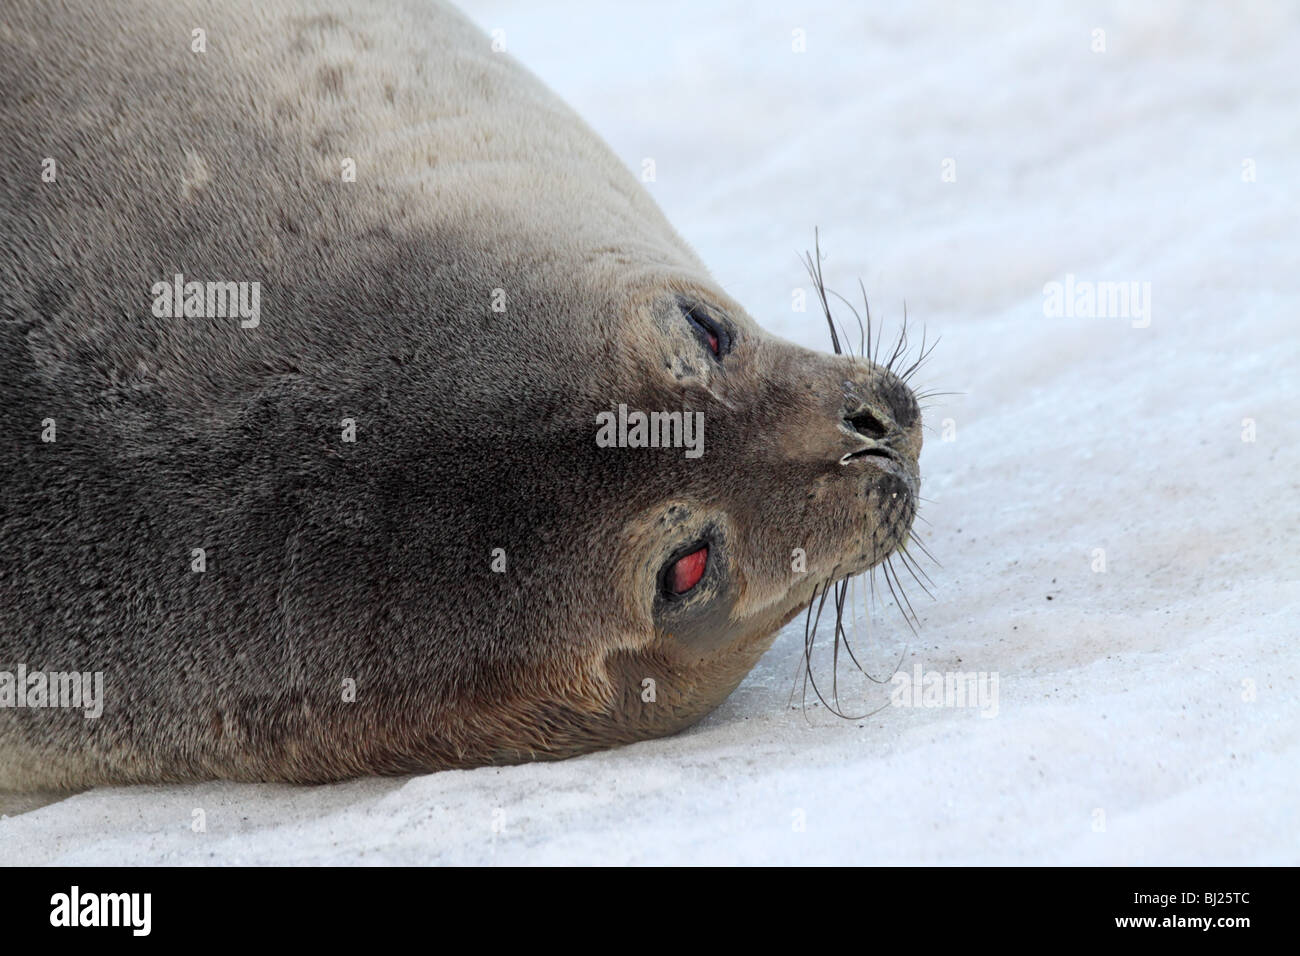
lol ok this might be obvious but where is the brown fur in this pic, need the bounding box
[0,0,921,788]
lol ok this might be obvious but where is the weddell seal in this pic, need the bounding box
[0,0,926,789]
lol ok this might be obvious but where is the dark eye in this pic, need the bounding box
[681,304,729,359]
[662,543,708,597]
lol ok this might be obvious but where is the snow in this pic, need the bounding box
[4,0,1297,864]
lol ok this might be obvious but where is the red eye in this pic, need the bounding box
[670,545,708,594]
[704,329,719,354]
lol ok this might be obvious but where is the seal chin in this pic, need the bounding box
[852,449,919,491]
[837,431,920,567]
[862,466,920,564]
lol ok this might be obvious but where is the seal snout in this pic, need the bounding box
[836,369,922,469]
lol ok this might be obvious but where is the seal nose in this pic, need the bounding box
[836,368,922,466]
[839,403,898,465]
[840,406,896,464]
[845,407,890,441]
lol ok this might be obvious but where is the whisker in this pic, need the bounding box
[801,228,843,358]
[847,572,897,685]
[831,578,843,708]
[789,230,948,719]
[788,581,821,711]
[907,532,942,569]
[826,288,867,361]
[885,309,908,372]
[894,547,936,598]
[860,280,876,367]
[801,577,837,715]
[881,558,919,633]
[837,575,867,674]
[899,329,941,383]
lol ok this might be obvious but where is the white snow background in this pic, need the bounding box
[3,0,1297,864]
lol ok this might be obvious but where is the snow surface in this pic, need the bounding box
[4,0,1297,865]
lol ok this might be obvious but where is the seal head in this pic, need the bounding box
[0,0,922,786]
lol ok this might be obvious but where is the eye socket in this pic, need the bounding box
[661,543,709,597]
[680,303,730,359]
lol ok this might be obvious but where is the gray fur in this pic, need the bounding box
[0,0,921,788]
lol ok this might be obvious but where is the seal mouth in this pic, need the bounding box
[840,444,895,465]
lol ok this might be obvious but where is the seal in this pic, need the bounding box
[0,0,924,788]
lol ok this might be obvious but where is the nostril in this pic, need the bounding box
[846,408,889,440]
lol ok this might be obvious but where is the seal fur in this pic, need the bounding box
[0,0,923,788]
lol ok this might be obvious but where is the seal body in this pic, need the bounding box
[0,0,922,788]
